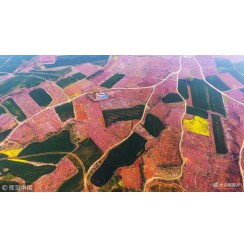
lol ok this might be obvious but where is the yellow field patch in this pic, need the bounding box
[118,180,123,187]
[0,148,22,157]
[113,56,118,61]
[69,93,79,99]
[183,116,210,137]
[10,158,29,163]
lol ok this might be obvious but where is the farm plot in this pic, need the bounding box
[57,72,86,88]
[186,106,208,119]
[55,102,75,122]
[0,106,6,115]
[211,114,228,154]
[91,133,147,187]
[0,129,12,142]
[100,73,125,88]
[205,75,230,91]
[162,93,183,103]
[73,137,103,171]
[2,98,27,121]
[0,75,44,97]
[178,79,189,99]
[29,88,52,107]
[144,113,166,137]
[0,55,36,73]
[215,58,234,73]
[0,159,55,185]
[44,55,109,68]
[102,105,144,127]
[18,130,76,164]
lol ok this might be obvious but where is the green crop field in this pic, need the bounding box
[144,113,166,137]
[0,159,55,185]
[0,105,6,115]
[73,137,103,170]
[55,102,75,122]
[0,75,45,97]
[205,75,230,91]
[0,56,36,73]
[57,77,76,88]
[102,105,145,127]
[186,106,208,119]
[86,70,104,80]
[57,73,86,88]
[188,79,209,110]
[234,61,244,76]
[58,154,84,192]
[18,130,76,164]
[31,67,72,77]
[15,72,59,81]
[44,55,109,68]
[208,86,226,117]
[100,73,125,88]
[58,170,83,192]
[0,56,11,67]
[162,93,183,103]
[91,133,147,187]
[29,88,52,107]
[215,58,234,73]
[229,70,244,85]
[0,129,12,142]
[178,79,189,99]
[188,78,226,117]
[2,98,27,121]
[211,114,228,154]
[72,72,86,80]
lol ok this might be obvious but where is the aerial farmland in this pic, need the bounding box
[0,55,243,192]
